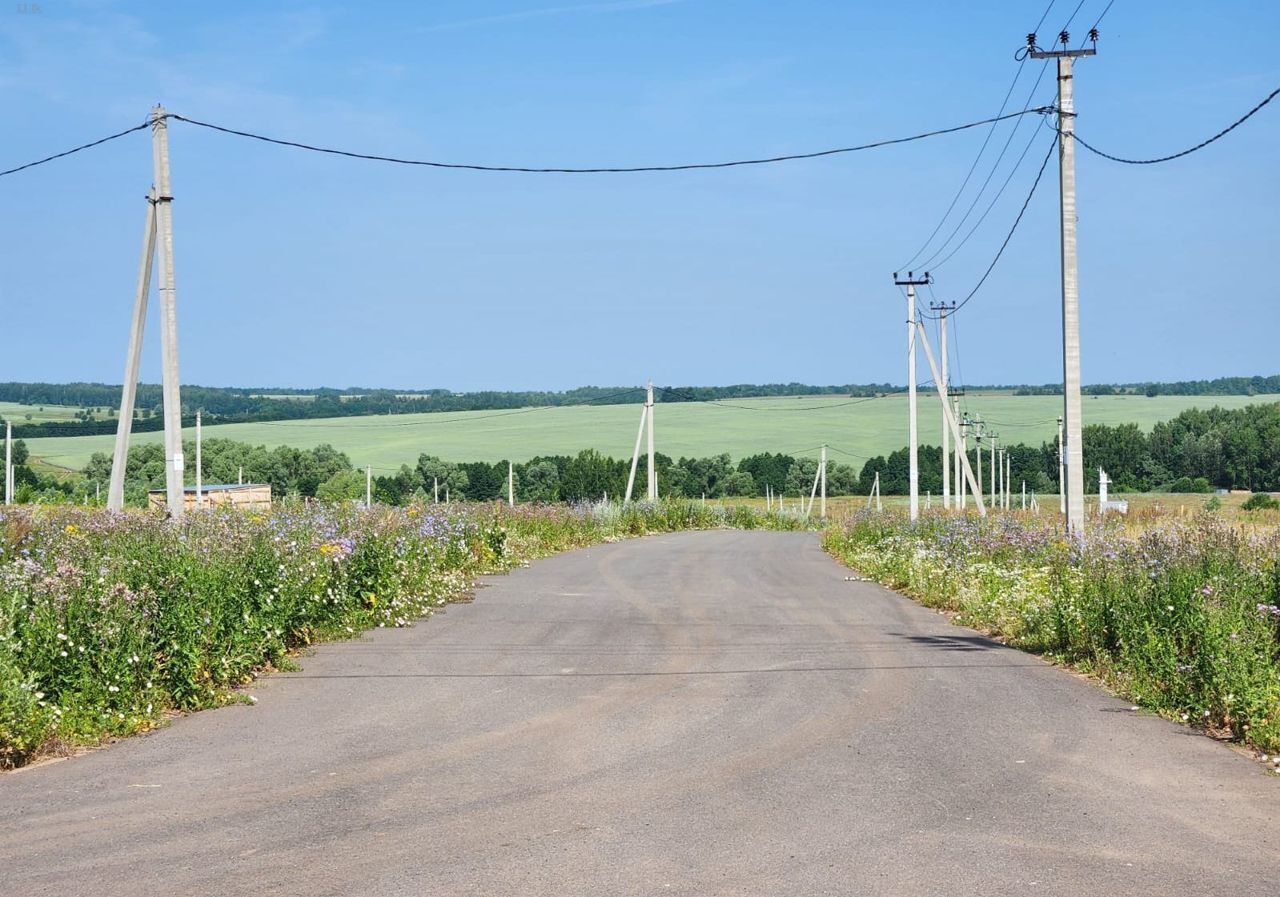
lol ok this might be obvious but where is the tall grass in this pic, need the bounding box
[0,499,808,768]
[824,511,1280,752]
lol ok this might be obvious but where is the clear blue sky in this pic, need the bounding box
[2,1,1277,392]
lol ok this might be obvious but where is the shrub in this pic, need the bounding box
[1241,493,1279,512]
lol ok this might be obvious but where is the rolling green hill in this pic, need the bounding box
[22,392,1280,474]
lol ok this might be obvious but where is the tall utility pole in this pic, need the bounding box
[895,272,929,522]
[151,105,185,516]
[108,187,158,511]
[508,461,515,507]
[1031,30,1097,534]
[366,466,372,509]
[930,301,956,509]
[956,404,965,509]
[645,380,657,501]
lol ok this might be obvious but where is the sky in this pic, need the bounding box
[1,0,1277,392]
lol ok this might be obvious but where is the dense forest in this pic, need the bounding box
[5,403,1277,506]
[4,374,1279,438]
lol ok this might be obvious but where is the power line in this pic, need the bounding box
[927,105,1048,270]
[916,61,1053,272]
[900,0,1058,271]
[1073,84,1280,164]
[0,119,150,179]
[162,109,1052,174]
[944,134,1058,316]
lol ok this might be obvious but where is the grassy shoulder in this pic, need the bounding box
[823,510,1280,756]
[0,499,813,770]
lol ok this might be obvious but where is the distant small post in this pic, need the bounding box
[820,444,827,519]
[508,461,514,507]
[366,465,372,509]
[195,410,203,506]
[4,420,12,505]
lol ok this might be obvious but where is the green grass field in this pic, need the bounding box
[0,401,93,424]
[19,393,1280,474]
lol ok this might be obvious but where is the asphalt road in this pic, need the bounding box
[2,530,1277,897]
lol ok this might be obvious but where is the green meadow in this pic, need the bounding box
[20,392,1280,474]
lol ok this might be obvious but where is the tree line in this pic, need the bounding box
[5,402,1276,506]
[5,373,1279,438]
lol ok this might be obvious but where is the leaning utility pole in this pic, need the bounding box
[646,380,657,501]
[108,187,158,511]
[1030,29,1097,533]
[625,397,647,503]
[895,272,929,521]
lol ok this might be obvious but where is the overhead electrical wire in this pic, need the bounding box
[918,60,1055,272]
[0,119,150,178]
[944,134,1059,317]
[1073,84,1280,165]
[1,108,1054,180]
[899,0,1057,272]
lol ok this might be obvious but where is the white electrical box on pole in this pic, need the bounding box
[895,272,929,522]
[1030,29,1097,534]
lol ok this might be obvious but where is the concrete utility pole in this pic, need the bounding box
[956,403,966,509]
[238,465,243,486]
[108,187,158,511]
[895,272,929,521]
[1057,415,1066,515]
[4,420,11,506]
[508,461,514,507]
[646,380,657,502]
[989,434,998,509]
[1031,30,1097,534]
[195,410,203,506]
[930,301,956,508]
[151,105,185,516]
[1006,452,1013,510]
[366,466,372,509]
[820,444,827,519]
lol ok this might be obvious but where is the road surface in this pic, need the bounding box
[2,530,1276,896]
